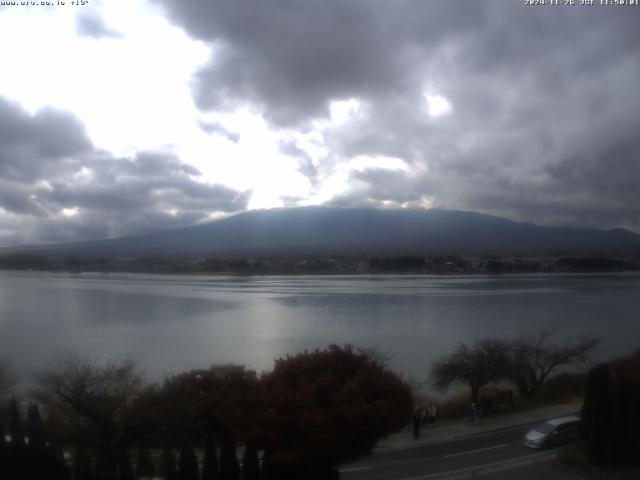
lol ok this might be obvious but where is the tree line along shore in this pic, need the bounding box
[1,253,639,275]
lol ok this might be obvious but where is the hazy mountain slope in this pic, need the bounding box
[4,207,640,257]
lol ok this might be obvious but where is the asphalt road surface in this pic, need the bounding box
[340,420,563,480]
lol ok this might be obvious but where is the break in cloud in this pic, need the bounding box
[0,0,639,246]
[153,0,640,229]
[0,97,249,246]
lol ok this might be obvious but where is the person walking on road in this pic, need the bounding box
[428,403,437,425]
[466,402,480,423]
[412,407,422,439]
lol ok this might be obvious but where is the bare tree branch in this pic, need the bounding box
[430,339,511,403]
[357,345,396,367]
[508,331,599,398]
[31,352,145,457]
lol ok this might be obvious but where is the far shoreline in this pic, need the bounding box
[2,268,640,278]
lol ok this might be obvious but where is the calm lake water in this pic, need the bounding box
[1,271,639,390]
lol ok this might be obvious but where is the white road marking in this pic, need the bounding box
[339,466,373,473]
[376,445,424,453]
[477,460,532,475]
[433,475,470,480]
[443,443,510,458]
[397,451,554,480]
[477,453,555,475]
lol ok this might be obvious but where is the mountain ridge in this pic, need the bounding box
[2,207,640,258]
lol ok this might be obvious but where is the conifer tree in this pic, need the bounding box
[136,446,155,479]
[118,450,135,480]
[201,432,219,480]
[49,441,71,480]
[159,448,179,480]
[21,404,49,480]
[73,445,95,480]
[6,397,28,479]
[241,443,260,480]
[0,418,12,480]
[44,409,71,480]
[259,451,280,480]
[9,397,25,446]
[45,409,59,447]
[0,417,6,454]
[219,432,240,480]
[178,445,199,480]
[26,403,46,448]
[95,449,115,480]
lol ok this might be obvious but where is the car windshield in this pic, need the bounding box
[533,422,555,434]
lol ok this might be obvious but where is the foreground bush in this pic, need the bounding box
[259,344,413,478]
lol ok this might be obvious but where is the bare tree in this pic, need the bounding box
[357,345,395,367]
[431,339,511,404]
[508,331,599,399]
[33,353,144,421]
[32,353,145,476]
[0,360,16,398]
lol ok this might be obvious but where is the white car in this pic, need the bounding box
[522,415,580,448]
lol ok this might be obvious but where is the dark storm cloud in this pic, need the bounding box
[152,0,484,125]
[0,180,47,217]
[0,99,249,246]
[0,98,92,182]
[153,0,640,231]
[39,153,248,215]
[75,12,122,39]
[27,207,212,246]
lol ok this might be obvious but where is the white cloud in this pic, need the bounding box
[0,0,209,155]
[329,98,363,125]
[0,1,317,214]
[423,94,453,118]
[61,207,79,217]
[187,108,313,207]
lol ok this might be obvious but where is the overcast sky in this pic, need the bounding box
[0,0,639,246]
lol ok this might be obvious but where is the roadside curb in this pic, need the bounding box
[374,401,582,453]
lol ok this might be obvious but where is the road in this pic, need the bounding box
[339,420,564,480]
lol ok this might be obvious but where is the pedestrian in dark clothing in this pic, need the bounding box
[412,407,422,439]
[467,402,480,423]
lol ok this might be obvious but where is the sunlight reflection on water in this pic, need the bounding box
[1,271,638,392]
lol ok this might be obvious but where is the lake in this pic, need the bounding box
[1,271,639,391]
